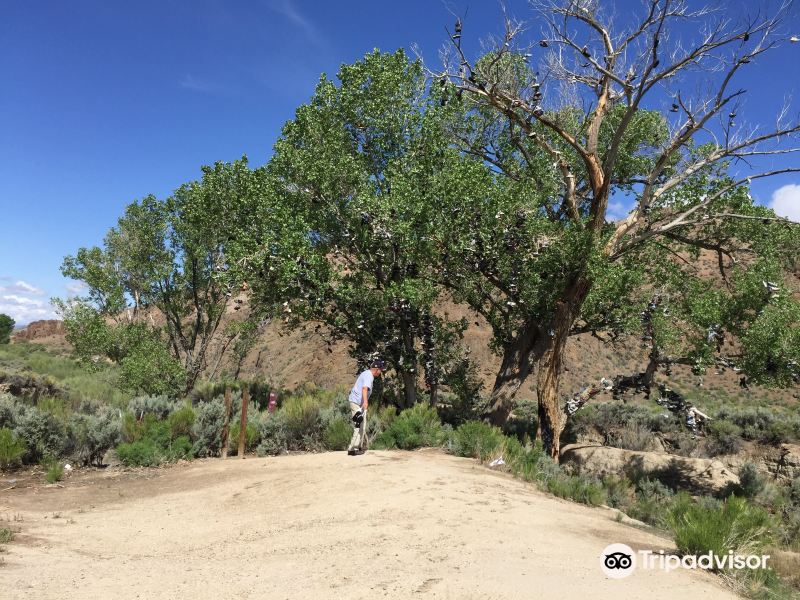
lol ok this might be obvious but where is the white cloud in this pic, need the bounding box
[0,280,45,295]
[1,294,44,307]
[65,281,89,295]
[0,295,57,326]
[769,184,800,222]
[15,280,44,295]
[0,278,57,326]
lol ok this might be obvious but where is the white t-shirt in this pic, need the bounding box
[348,370,374,406]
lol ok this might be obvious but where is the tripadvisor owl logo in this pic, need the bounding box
[601,543,636,579]
[601,543,771,578]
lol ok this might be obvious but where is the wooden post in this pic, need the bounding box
[221,387,232,458]
[238,387,249,458]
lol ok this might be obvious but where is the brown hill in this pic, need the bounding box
[13,248,799,406]
[15,292,799,410]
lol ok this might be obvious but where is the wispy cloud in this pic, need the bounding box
[0,280,45,296]
[266,0,324,48]
[65,281,89,296]
[179,73,215,93]
[769,183,800,222]
[2,294,44,306]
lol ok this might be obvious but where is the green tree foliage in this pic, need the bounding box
[61,158,276,392]
[249,50,476,407]
[434,3,800,456]
[0,314,14,344]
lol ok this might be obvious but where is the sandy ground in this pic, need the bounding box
[1,450,735,600]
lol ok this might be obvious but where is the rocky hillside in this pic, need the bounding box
[13,296,799,411]
[12,319,64,343]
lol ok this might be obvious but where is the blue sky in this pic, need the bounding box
[1,0,798,325]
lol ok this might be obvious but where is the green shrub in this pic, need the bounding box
[228,422,260,453]
[502,398,538,440]
[0,528,14,543]
[504,438,547,482]
[667,495,775,563]
[115,408,194,466]
[256,412,288,456]
[127,395,176,420]
[116,419,192,466]
[627,478,675,528]
[569,402,675,445]
[366,405,397,442]
[705,419,742,457]
[116,439,161,467]
[373,403,446,450]
[737,463,766,499]
[69,410,121,466]
[602,474,634,509]
[449,421,504,460]
[0,428,25,470]
[119,338,186,396]
[610,422,655,451]
[121,412,140,443]
[42,456,64,484]
[789,474,800,506]
[545,472,606,506]
[13,406,68,463]
[163,435,193,462]
[282,395,324,447]
[714,407,800,446]
[323,418,352,451]
[0,395,18,429]
[168,406,196,439]
[779,511,800,551]
[191,399,225,458]
[37,396,72,422]
[759,420,796,446]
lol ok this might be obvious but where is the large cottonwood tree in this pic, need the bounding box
[62,159,271,392]
[258,50,469,407]
[431,0,800,456]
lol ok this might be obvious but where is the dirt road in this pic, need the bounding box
[1,450,734,599]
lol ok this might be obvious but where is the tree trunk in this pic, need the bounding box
[399,319,418,408]
[400,370,417,408]
[220,387,232,459]
[534,276,593,459]
[484,322,540,426]
[428,383,438,407]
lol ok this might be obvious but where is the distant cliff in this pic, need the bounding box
[12,319,65,342]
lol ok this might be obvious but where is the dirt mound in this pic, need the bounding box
[0,450,733,599]
[561,443,739,494]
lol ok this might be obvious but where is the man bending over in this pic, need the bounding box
[347,359,385,456]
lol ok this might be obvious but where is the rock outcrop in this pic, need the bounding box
[561,443,739,494]
[768,444,800,481]
[12,319,64,342]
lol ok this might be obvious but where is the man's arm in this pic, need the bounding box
[361,386,369,412]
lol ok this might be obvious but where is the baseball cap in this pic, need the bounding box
[371,359,387,370]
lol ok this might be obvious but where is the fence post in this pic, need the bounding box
[238,387,249,458]
[221,387,232,458]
